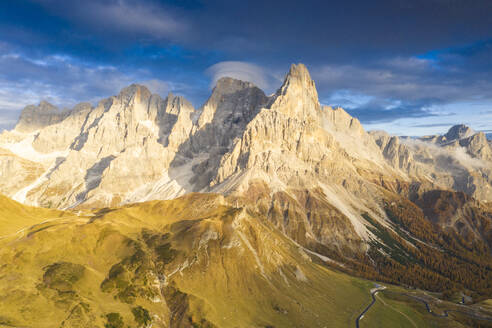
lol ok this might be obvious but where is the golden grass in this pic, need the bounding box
[0,193,480,328]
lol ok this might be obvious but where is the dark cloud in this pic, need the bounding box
[8,0,492,62]
[182,0,492,63]
[0,0,491,133]
[30,0,189,42]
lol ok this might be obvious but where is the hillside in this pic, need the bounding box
[0,193,374,327]
[1,194,490,328]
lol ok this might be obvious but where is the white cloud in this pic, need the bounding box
[33,0,187,40]
[86,0,186,38]
[139,79,170,95]
[402,138,487,169]
[206,61,279,92]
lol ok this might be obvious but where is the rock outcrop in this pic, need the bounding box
[371,125,492,201]
[15,101,70,133]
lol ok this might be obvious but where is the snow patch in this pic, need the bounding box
[0,133,68,164]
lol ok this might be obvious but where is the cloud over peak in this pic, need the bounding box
[206,61,279,92]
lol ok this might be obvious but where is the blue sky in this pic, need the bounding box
[0,0,491,135]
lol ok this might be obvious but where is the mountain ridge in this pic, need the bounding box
[1,64,491,247]
[2,64,492,323]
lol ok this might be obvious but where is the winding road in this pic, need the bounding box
[355,285,386,328]
[355,287,492,328]
[403,294,492,322]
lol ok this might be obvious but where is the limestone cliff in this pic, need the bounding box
[1,63,492,258]
[371,125,492,202]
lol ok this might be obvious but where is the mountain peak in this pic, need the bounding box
[196,76,266,130]
[15,101,65,132]
[204,76,264,110]
[287,63,312,80]
[282,63,316,91]
[71,102,93,114]
[280,63,317,93]
[268,63,321,121]
[37,101,58,112]
[213,76,259,95]
[165,92,194,116]
[117,84,152,104]
[445,124,476,141]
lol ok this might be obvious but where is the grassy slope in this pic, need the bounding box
[361,291,454,328]
[0,193,373,328]
[0,193,482,328]
[0,194,66,236]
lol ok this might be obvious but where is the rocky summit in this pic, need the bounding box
[1,63,492,251]
[1,64,492,327]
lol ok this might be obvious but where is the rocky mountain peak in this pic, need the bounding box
[71,102,93,113]
[196,77,267,130]
[280,63,317,95]
[2,62,492,213]
[117,83,152,105]
[268,63,321,121]
[19,101,59,117]
[214,76,258,94]
[15,101,67,133]
[286,63,312,80]
[445,124,476,141]
[459,131,492,161]
[164,92,194,116]
[37,101,59,113]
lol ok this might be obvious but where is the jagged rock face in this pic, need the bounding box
[0,84,198,208]
[1,63,492,257]
[444,124,476,141]
[376,135,413,170]
[268,64,322,121]
[459,132,492,161]
[371,125,492,202]
[32,103,94,154]
[15,101,70,133]
[176,77,268,190]
[211,65,391,191]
